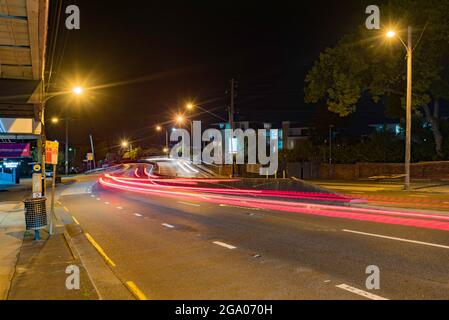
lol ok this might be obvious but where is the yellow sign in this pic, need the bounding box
[45,141,59,165]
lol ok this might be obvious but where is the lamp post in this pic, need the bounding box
[386,27,413,191]
[175,114,193,161]
[156,125,169,156]
[50,117,73,175]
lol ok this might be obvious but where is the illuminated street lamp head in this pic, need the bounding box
[51,117,59,124]
[72,86,83,95]
[163,147,169,153]
[176,115,184,124]
[121,140,129,148]
[386,30,396,38]
[186,103,194,110]
[156,125,162,132]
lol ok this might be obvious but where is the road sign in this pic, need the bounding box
[33,164,42,173]
[32,173,42,198]
[87,153,93,161]
[45,141,59,165]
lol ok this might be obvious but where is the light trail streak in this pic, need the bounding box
[99,175,449,232]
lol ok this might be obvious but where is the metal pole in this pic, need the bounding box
[405,26,412,191]
[49,163,56,235]
[65,118,69,176]
[89,134,96,169]
[229,79,235,177]
[329,125,333,178]
[165,130,169,156]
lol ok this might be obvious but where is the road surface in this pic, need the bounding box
[57,166,449,300]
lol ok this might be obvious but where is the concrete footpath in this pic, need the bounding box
[0,181,98,300]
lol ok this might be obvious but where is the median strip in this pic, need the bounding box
[84,233,117,267]
[125,281,148,300]
[343,229,449,250]
[336,284,388,300]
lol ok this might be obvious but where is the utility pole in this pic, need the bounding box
[65,118,69,175]
[89,134,96,169]
[404,26,412,191]
[329,125,334,178]
[229,79,236,177]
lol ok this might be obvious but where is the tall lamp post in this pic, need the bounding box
[156,125,169,156]
[50,117,74,175]
[386,27,413,191]
[175,114,193,161]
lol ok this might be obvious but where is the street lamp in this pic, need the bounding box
[386,27,413,191]
[72,86,83,95]
[156,125,169,156]
[49,117,74,176]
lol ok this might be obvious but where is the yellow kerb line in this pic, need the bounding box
[84,233,116,267]
[64,206,70,212]
[72,216,80,225]
[126,281,148,300]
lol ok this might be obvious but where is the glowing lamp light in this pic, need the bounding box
[121,141,129,148]
[386,30,396,38]
[156,125,162,132]
[186,103,194,110]
[72,86,83,95]
[51,117,59,124]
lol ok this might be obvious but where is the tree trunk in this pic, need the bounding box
[423,100,444,159]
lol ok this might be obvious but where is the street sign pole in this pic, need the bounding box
[49,164,57,235]
[45,140,59,236]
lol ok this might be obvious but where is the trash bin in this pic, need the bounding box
[24,198,47,240]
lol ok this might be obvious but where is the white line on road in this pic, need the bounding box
[162,223,175,229]
[336,284,388,300]
[91,195,95,198]
[178,201,200,207]
[104,202,110,205]
[219,204,261,211]
[96,198,101,201]
[343,229,449,250]
[134,213,143,217]
[213,241,237,250]
[116,206,123,210]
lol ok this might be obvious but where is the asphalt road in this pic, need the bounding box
[57,174,449,300]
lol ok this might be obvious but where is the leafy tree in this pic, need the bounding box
[305,0,449,158]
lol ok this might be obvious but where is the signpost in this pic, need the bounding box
[32,164,42,198]
[45,141,59,235]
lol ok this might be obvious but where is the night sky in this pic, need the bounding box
[46,0,381,151]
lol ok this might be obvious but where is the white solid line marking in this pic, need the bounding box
[162,223,175,229]
[134,213,142,217]
[336,284,388,300]
[178,201,200,207]
[343,229,449,250]
[213,241,237,250]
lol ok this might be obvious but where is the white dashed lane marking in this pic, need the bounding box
[116,206,123,210]
[162,223,175,229]
[178,201,200,207]
[213,241,237,250]
[134,213,143,217]
[336,284,388,300]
